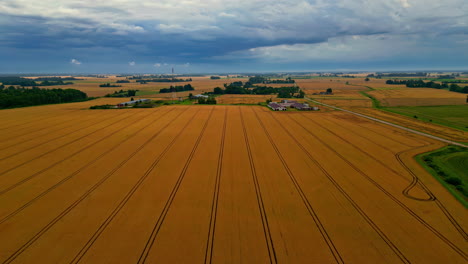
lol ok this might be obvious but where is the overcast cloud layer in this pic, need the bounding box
[0,0,467,73]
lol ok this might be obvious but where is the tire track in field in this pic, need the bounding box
[0,110,141,194]
[239,107,277,264]
[204,107,227,264]
[0,110,137,177]
[0,107,175,224]
[137,107,215,264]
[252,109,344,264]
[0,109,82,132]
[307,114,434,201]
[0,111,119,161]
[305,114,467,240]
[0,110,95,145]
[288,114,468,260]
[0,109,116,151]
[69,107,199,264]
[70,108,200,263]
[269,112,410,263]
[396,149,468,241]
[1,107,190,264]
[321,115,436,202]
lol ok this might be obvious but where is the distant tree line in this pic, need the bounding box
[210,76,221,79]
[0,76,74,86]
[104,89,138,97]
[247,76,295,84]
[100,83,122,87]
[159,84,194,93]
[386,79,468,93]
[211,81,304,98]
[116,80,130,83]
[0,86,88,108]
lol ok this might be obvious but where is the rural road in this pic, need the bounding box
[307,98,468,149]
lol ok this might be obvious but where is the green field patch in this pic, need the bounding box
[383,105,468,131]
[417,146,468,207]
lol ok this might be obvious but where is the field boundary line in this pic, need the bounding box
[289,113,468,259]
[138,107,215,264]
[204,107,227,264]
[0,107,175,224]
[1,107,190,264]
[307,98,468,148]
[239,107,277,264]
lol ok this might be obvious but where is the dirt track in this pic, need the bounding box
[0,101,466,263]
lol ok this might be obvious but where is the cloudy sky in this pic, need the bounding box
[0,0,467,73]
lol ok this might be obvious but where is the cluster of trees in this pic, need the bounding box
[104,89,138,97]
[0,77,74,86]
[116,80,130,83]
[448,84,468,93]
[135,78,192,84]
[197,96,217,104]
[386,79,468,93]
[210,76,221,79]
[264,77,295,84]
[159,84,194,93]
[99,83,122,87]
[212,82,304,98]
[0,86,88,108]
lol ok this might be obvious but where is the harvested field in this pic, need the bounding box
[0,101,467,263]
[368,88,467,107]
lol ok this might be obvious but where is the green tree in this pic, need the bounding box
[365,77,370,81]
[326,88,333,94]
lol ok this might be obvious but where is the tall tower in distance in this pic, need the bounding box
[171,67,176,103]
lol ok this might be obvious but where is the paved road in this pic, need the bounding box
[307,98,467,149]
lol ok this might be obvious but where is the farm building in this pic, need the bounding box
[279,99,298,107]
[268,102,286,111]
[270,100,318,111]
[192,94,209,99]
[117,99,150,107]
[291,102,312,110]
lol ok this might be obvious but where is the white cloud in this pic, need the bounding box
[183,62,190,67]
[129,61,135,66]
[154,63,161,67]
[398,0,411,8]
[70,58,81,65]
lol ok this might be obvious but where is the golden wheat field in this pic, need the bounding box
[0,99,466,263]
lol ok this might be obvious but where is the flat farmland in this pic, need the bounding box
[368,88,467,107]
[0,101,467,263]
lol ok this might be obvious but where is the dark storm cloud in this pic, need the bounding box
[0,0,467,72]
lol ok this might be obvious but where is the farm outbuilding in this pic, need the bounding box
[268,102,286,111]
